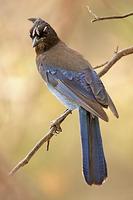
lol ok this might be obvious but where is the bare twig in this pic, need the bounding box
[98,46,133,77]
[87,6,133,23]
[114,46,119,54]
[46,140,50,151]
[94,61,108,69]
[94,46,119,70]
[9,109,72,175]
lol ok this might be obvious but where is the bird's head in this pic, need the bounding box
[28,18,59,52]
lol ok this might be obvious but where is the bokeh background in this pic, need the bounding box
[0,0,133,199]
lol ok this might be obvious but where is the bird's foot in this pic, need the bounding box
[50,120,62,134]
[50,109,72,134]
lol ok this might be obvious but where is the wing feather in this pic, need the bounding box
[45,68,109,122]
[60,78,108,121]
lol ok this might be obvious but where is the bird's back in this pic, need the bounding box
[36,41,93,72]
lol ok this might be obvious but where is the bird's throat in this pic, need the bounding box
[35,38,60,55]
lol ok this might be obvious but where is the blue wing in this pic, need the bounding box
[40,65,109,121]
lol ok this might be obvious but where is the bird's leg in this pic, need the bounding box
[46,109,72,151]
[50,109,72,134]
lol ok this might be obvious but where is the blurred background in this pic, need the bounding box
[0,0,133,199]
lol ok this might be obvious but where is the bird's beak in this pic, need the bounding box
[32,36,40,48]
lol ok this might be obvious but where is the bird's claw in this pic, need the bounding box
[50,120,62,134]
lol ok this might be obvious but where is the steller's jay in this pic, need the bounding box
[29,18,119,185]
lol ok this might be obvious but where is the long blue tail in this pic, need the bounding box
[79,107,107,185]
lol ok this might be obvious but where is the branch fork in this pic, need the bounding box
[87,6,133,23]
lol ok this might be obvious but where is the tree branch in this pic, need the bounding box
[93,61,108,70]
[87,6,133,23]
[98,46,133,77]
[9,109,72,175]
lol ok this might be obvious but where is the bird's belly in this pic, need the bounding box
[47,84,78,110]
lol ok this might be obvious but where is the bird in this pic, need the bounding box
[28,18,119,185]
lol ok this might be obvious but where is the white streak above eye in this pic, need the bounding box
[43,26,48,32]
[32,27,36,37]
[32,26,40,37]
[36,27,40,36]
